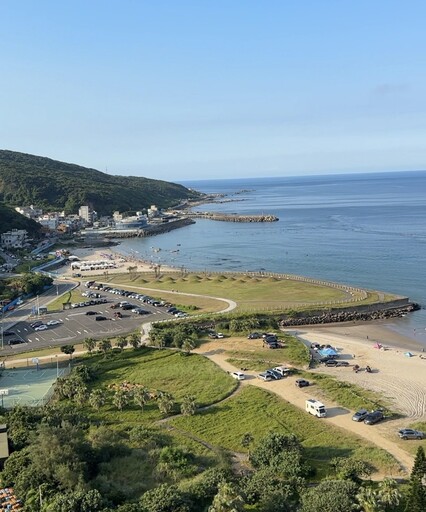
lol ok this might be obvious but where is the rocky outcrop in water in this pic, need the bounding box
[186,212,279,222]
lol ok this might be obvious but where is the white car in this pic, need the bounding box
[216,332,225,338]
[34,324,48,331]
[47,319,61,326]
[231,371,245,380]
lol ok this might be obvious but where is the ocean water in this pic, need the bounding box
[117,171,426,346]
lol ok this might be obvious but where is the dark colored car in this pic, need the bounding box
[85,311,97,315]
[295,379,310,388]
[30,321,43,329]
[95,316,107,321]
[247,332,261,339]
[121,304,135,310]
[8,339,25,345]
[364,410,384,425]
[167,307,177,314]
[352,409,369,422]
[2,331,15,337]
[398,429,425,440]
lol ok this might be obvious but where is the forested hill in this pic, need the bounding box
[0,150,202,215]
[0,203,42,235]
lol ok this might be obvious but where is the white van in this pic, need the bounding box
[305,399,327,418]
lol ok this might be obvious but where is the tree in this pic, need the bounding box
[83,337,96,354]
[331,457,373,482]
[60,344,75,359]
[157,392,174,416]
[139,483,190,512]
[300,480,358,512]
[378,478,401,509]
[98,338,112,354]
[356,486,382,512]
[241,432,254,456]
[113,389,129,411]
[128,332,140,349]
[181,338,196,356]
[180,395,197,416]
[116,336,127,351]
[74,384,89,406]
[89,388,107,411]
[405,446,426,512]
[133,387,150,411]
[209,482,245,512]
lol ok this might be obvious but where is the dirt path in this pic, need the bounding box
[194,346,414,475]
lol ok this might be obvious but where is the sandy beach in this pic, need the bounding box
[288,323,426,420]
[59,246,177,276]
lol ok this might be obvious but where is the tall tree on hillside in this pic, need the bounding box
[98,338,112,354]
[181,338,196,356]
[60,344,75,360]
[89,389,107,411]
[128,332,141,349]
[209,482,245,512]
[113,390,129,411]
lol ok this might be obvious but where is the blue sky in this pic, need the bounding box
[1,1,425,180]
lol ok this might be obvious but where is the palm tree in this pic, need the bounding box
[209,482,245,512]
[181,338,196,356]
[74,384,89,406]
[113,389,129,411]
[128,332,140,349]
[378,478,401,508]
[356,486,381,512]
[89,389,107,411]
[116,336,127,351]
[133,387,150,410]
[83,337,97,355]
[157,392,174,416]
[98,338,112,354]
[241,432,254,456]
[180,395,197,416]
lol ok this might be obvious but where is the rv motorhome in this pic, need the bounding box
[305,399,327,418]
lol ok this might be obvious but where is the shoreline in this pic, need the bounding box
[61,244,424,353]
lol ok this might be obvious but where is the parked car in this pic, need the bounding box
[364,410,384,425]
[34,324,48,331]
[8,339,25,345]
[231,371,245,381]
[265,369,282,380]
[398,429,425,440]
[2,331,15,337]
[273,366,292,377]
[257,372,273,382]
[324,359,350,367]
[46,319,61,325]
[295,379,310,388]
[85,311,97,316]
[95,316,107,321]
[30,321,43,329]
[247,332,261,339]
[352,409,369,422]
[263,340,282,349]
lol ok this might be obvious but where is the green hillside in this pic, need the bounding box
[0,202,42,236]
[0,150,202,215]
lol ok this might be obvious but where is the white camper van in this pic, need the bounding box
[305,399,327,418]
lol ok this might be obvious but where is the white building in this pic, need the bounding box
[78,205,93,224]
[0,229,29,249]
[15,205,43,219]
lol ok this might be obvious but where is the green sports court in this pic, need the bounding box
[0,364,70,408]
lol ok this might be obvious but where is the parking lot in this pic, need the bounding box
[2,286,174,354]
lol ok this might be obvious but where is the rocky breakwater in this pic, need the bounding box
[279,302,420,327]
[185,212,279,222]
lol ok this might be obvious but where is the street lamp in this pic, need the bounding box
[55,355,59,377]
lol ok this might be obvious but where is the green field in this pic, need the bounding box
[97,271,382,312]
[171,386,398,477]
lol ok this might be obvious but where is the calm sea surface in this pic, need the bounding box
[117,171,426,346]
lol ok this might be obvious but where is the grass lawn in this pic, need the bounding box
[47,289,84,311]
[98,272,381,312]
[81,348,238,426]
[171,386,399,478]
